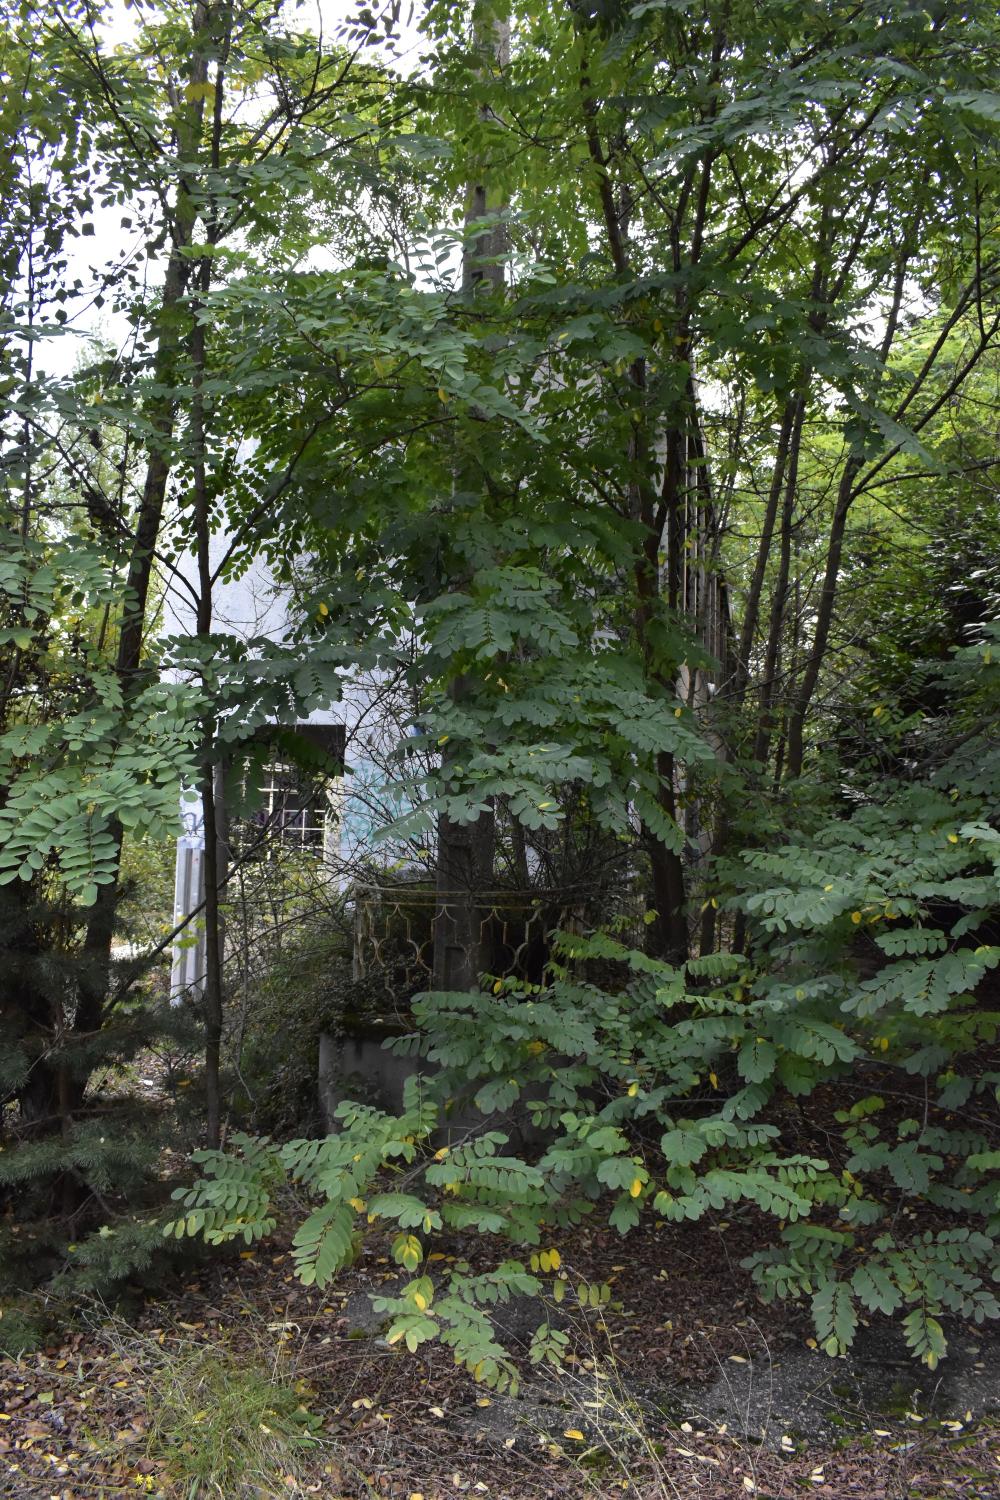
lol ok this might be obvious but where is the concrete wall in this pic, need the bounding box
[318,1030,550,1151]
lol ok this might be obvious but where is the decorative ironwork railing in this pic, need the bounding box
[350,881,643,993]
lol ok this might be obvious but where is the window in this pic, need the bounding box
[256,761,330,849]
[234,722,345,860]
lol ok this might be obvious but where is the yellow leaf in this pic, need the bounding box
[395,1234,423,1270]
[627,1082,639,1098]
[674,706,683,717]
[317,601,329,616]
[437,734,449,745]
[437,387,449,402]
[851,911,862,924]
[413,1292,427,1311]
[709,1072,719,1090]
[548,1248,561,1270]
[564,1429,585,1441]
[629,1177,643,1198]
[493,979,502,994]
[183,80,215,102]
[527,1040,545,1054]
[947,833,959,844]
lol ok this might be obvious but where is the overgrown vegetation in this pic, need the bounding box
[138,1336,326,1497]
[2,3,1000,1484]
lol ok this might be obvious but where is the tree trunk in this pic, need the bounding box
[753,393,807,767]
[783,455,862,778]
[431,15,508,990]
[75,1,217,1045]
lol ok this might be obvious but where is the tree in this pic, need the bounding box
[3,0,1000,1369]
[0,0,404,1232]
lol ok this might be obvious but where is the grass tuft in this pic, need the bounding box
[123,1330,332,1497]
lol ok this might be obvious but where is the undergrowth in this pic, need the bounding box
[107,1326,331,1498]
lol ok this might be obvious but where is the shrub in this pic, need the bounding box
[166,747,1000,1383]
[0,1298,50,1358]
[229,915,353,1137]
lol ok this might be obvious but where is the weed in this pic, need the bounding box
[102,1323,336,1498]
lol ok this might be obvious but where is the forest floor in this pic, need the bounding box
[2,1210,999,1500]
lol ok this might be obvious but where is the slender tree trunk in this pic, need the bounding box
[190,240,228,1145]
[75,2,216,1047]
[580,51,691,962]
[188,10,233,1145]
[431,15,508,990]
[753,393,807,767]
[647,421,690,963]
[782,208,922,780]
[732,397,797,702]
[783,454,862,778]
